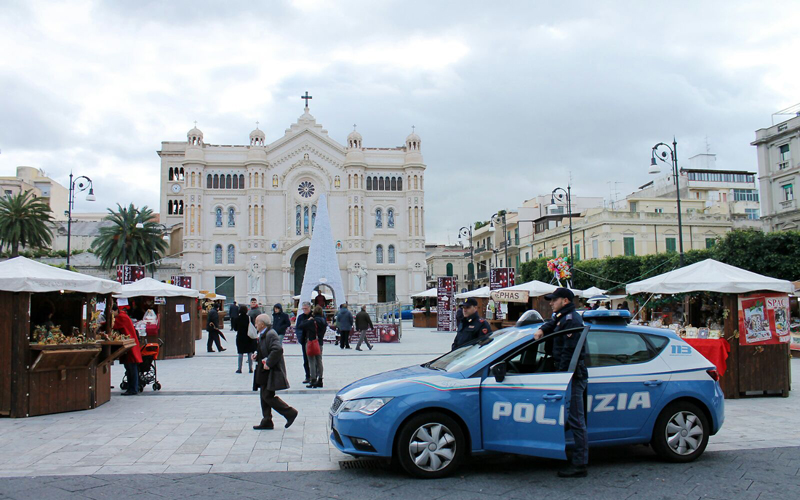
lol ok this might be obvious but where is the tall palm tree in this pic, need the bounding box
[92,203,168,272]
[0,190,54,257]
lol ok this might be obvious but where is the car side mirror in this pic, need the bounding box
[491,362,507,383]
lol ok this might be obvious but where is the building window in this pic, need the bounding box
[391,177,397,191]
[296,205,301,235]
[387,208,395,228]
[273,175,279,188]
[705,238,716,249]
[654,208,663,213]
[783,184,794,201]
[687,171,755,183]
[514,228,519,245]
[227,207,235,227]
[779,144,791,170]
[552,249,557,258]
[213,174,219,189]
[467,262,474,279]
[575,244,581,262]
[733,189,759,202]
[304,206,309,234]
[232,174,239,189]
[592,239,599,259]
[666,237,677,253]
[397,177,403,191]
[225,174,232,189]
[745,208,760,220]
[375,208,383,228]
[214,244,222,264]
[227,244,235,264]
[367,177,372,190]
[376,245,384,264]
[207,174,212,188]
[239,174,245,189]
[446,263,453,276]
[525,252,530,262]
[379,177,385,190]
[311,205,317,232]
[388,245,396,264]
[178,200,183,214]
[562,247,568,257]
[629,201,638,213]
[623,237,635,256]
[215,207,223,227]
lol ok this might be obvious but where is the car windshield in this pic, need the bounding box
[427,328,531,373]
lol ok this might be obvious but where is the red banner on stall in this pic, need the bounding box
[437,277,457,332]
[737,293,791,346]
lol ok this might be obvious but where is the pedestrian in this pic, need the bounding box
[272,303,290,344]
[335,303,354,349]
[228,300,239,331]
[112,304,142,396]
[455,304,464,330]
[206,303,226,352]
[235,304,256,373]
[252,314,298,430]
[294,301,312,384]
[247,297,262,325]
[534,287,588,478]
[304,305,327,388]
[452,297,492,350]
[355,305,374,351]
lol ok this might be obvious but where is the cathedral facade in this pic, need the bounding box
[158,107,427,305]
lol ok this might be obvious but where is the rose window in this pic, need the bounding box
[298,181,315,198]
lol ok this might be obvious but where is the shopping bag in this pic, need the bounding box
[247,319,258,339]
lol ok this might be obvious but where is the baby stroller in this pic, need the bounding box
[120,338,163,392]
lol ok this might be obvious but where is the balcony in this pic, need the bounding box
[779,198,796,212]
[476,271,489,280]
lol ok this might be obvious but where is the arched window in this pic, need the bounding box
[375,208,383,228]
[304,206,309,234]
[385,177,390,191]
[214,244,222,264]
[397,177,402,191]
[207,174,212,188]
[178,200,184,215]
[376,244,384,264]
[253,205,259,235]
[227,244,235,264]
[373,176,378,190]
[311,205,317,232]
[168,168,174,181]
[366,177,372,190]
[446,263,454,276]
[388,245,396,264]
[232,174,238,189]
[168,200,173,214]
[227,207,235,227]
[296,205,301,235]
[387,208,394,228]
[354,205,359,236]
[273,174,278,188]
[226,174,232,189]
[215,207,223,227]
[379,177,384,190]
[213,174,219,189]
[414,175,418,189]
[191,172,196,187]
[391,177,397,191]
[179,167,184,180]
[239,174,245,189]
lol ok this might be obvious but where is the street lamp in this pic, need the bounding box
[649,138,685,266]
[490,211,508,266]
[458,225,474,290]
[549,186,573,266]
[66,173,95,269]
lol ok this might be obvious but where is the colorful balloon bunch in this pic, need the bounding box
[547,257,571,280]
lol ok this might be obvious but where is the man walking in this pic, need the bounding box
[252,314,298,430]
[452,298,492,350]
[534,287,588,478]
[272,303,290,344]
[335,303,354,349]
[355,305,374,351]
[206,303,226,352]
[247,298,262,326]
[228,300,239,331]
[294,301,312,383]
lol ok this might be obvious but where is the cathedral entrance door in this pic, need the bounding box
[215,276,234,307]
[377,275,396,303]
[294,254,308,296]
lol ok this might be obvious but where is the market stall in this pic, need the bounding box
[491,280,557,329]
[0,257,127,418]
[410,288,438,328]
[198,292,226,340]
[627,258,794,399]
[115,278,199,360]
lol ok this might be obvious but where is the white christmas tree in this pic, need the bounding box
[300,194,346,307]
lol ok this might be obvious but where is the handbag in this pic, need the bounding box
[306,319,321,356]
[247,318,258,340]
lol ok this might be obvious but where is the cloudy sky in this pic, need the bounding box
[2,0,799,243]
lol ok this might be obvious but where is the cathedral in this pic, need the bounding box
[158,103,427,306]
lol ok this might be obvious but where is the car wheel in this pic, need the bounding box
[651,401,709,463]
[396,411,466,479]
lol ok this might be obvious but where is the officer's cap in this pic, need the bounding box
[544,287,574,301]
[460,297,479,307]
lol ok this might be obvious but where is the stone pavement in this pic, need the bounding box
[0,322,798,479]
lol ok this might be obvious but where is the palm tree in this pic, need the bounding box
[92,203,168,272]
[0,190,54,257]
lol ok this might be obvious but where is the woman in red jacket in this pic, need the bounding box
[112,304,142,395]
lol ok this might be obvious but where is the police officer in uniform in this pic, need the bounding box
[451,298,492,350]
[534,287,588,478]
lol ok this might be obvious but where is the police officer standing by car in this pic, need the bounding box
[452,298,492,350]
[534,287,588,478]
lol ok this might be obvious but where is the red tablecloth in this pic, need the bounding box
[684,338,731,377]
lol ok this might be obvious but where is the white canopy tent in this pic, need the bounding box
[626,259,794,295]
[115,278,199,298]
[496,279,558,297]
[292,290,333,301]
[455,286,491,299]
[0,256,120,294]
[580,286,606,298]
[410,288,438,299]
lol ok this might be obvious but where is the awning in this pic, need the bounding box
[410,288,438,298]
[455,286,491,299]
[0,256,121,294]
[115,278,199,298]
[496,280,558,297]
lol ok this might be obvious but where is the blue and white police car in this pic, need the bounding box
[329,310,724,478]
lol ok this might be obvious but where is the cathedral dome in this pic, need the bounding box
[250,125,266,147]
[187,125,203,146]
[347,128,362,149]
[405,129,421,151]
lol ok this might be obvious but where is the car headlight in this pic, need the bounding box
[340,397,393,415]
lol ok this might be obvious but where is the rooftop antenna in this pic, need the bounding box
[607,181,622,210]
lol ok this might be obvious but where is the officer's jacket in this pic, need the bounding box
[452,312,492,350]
[539,303,586,375]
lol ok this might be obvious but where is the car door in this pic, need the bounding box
[584,329,671,442]
[480,326,588,460]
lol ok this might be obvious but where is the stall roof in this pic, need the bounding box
[455,286,491,299]
[497,280,558,297]
[410,288,438,298]
[579,286,606,298]
[626,259,795,295]
[0,256,121,294]
[115,278,199,298]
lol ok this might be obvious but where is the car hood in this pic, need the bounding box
[336,364,462,400]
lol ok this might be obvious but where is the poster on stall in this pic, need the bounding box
[490,267,515,291]
[437,277,457,332]
[738,292,791,346]
[791,325,800,352]
[117,265,146,284]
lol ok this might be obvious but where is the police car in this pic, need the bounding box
[329,310,725,478]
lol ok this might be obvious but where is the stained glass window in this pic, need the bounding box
[227,207,235,227]
[375,208,382,228]
[296,205,301,235]
[215,207,223,227]
[376,245,384,264]
[387,208,394,228]
[227,244,235,264]
[388,245,395,264]
[311,205,317,232]
[214,244,222,264]
[304,206,309,234]
[298,181,315,198]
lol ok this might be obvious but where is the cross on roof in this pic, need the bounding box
[353,124,357,131]
[301,91,312,108]
[412,125,415,133]
[255,121,259,129]
[193,120,197,127]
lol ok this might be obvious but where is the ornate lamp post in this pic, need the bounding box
[649,138,684,266]
[458,225,474,290]
[490,211,508,266]
[66,173,95,269]
[548,186,573,266]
